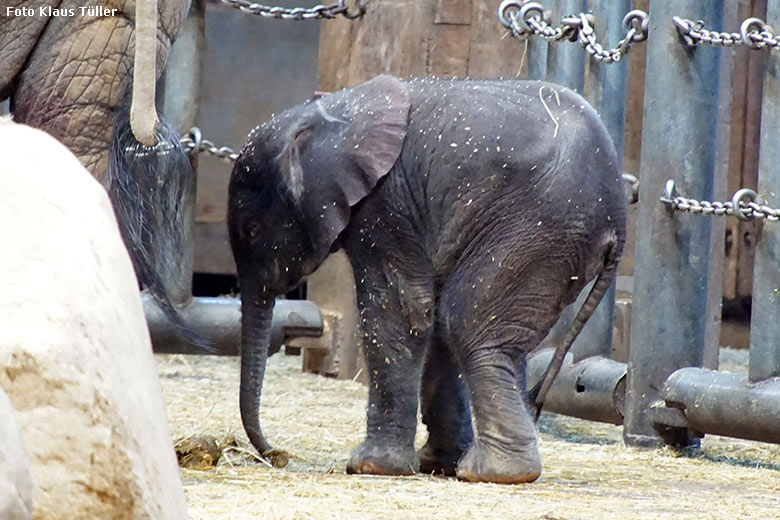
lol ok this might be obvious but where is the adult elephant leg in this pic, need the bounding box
[418,338,473,476]
[345,251,434,476]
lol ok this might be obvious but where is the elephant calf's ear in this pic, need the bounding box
[335,75,410,205]
[290,75,411,249]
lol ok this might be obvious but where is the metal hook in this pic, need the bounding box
[623,9,650,42]
[340,0,366,20]
[731,188,758,221]
[661,179,678,215]
[498,0,525,29]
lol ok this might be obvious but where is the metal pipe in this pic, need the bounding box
[587,0,631,160]
[144,296,323,355]
[158,0,205,305]
[545,0,587,92]
[654,368,780,445]
[564,0,633,362]
[527,348,626,425]
[525,0,550,81]
[749,0,780,383]
[624,0,724,448]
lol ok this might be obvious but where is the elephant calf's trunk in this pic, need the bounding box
[239,296,275,455]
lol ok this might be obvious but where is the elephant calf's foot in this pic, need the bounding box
[456,439,542,484]
[347,441,419,476]
[417,442,465,476]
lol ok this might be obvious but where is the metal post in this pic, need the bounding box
[525,0,550,80]
[569,0,632,361]
[545,0,587,91]
[750,0,780,383]
[624,0,723,447]
[158,0,205,305]
[587,0,631,158]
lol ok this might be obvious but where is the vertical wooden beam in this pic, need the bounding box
[432,0,472,78]
[468,0,522,79]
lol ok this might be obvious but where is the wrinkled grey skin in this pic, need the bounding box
[0,0,190,179]
[228,75,626,483]
[2,1,203,342]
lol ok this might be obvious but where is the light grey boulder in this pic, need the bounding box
[0,388,33,520]
[0,119,188,519]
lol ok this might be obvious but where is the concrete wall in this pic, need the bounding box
[193,0,322,274]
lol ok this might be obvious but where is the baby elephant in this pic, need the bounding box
[228,75,625,484]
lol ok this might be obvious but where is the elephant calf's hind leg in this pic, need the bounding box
[456,346,542,484]
[418,339,473,475]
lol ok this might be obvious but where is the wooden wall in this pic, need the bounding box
[724,0,767,304]
[318,0,521,91]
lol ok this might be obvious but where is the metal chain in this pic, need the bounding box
[181,128,239,163]
[498,1,649,64]
[218,0,366,20]
[660,180,779,222]
[673,16,780,49]
[178,128,647,204]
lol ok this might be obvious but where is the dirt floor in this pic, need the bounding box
[158,348,780,520]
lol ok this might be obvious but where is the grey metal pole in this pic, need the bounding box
[749,0,780,383]
[158,0,205,305]
[525,0,550,80]
[545,0,587,91]
[657,368,780,445]
[571,0,633,361]
[624,0,724,447]
[526,348,626,425]
[144,296,323,355]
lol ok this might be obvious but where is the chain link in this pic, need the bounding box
[498,1,649,64]
[180,128,239,163]
[673,16,780,49]
[218,0,366,20]
[660,180,779,222]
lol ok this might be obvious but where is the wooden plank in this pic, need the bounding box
[434,0,472,25]
[430,24,470,77]
[736,40,766,299]
[317,17,357,92]
[618,0,648,279]
[468,0,523,79]
[301,251,365,381]
[348,0,432,83]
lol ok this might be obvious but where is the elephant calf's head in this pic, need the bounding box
[228,74,411,297]
[226,74,410,458]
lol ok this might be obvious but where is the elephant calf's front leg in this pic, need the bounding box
[346,266,432,476]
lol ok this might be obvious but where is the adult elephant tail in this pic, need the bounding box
[107,87,211,350]
[528,230,623,419]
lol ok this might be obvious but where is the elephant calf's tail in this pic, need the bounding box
[528,230,623,420]
[107,89,212,350]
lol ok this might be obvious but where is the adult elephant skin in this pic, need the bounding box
[0,0,189,178]
[228,75,626,484]
[1,0,203,340]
